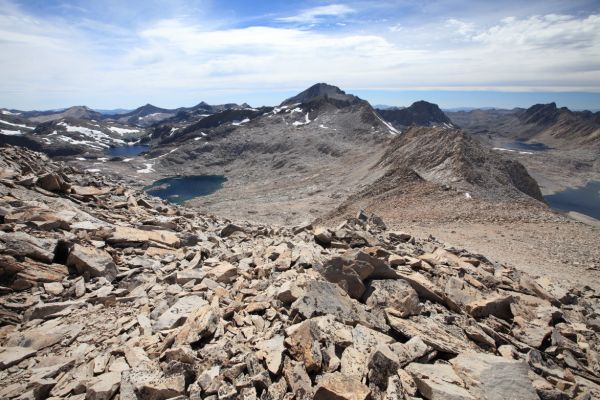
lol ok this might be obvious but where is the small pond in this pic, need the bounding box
[144,175,227,205]
[105,144,149,157]
[505,140,552,152]
[544,180,600,220]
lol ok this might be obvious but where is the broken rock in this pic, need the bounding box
[67,244,118,282]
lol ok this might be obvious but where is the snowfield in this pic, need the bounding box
[0,129,23,136]
[107,126,141,135]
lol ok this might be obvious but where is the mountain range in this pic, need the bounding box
[0,82,597,224]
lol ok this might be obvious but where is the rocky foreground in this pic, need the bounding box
[0,145,598,400]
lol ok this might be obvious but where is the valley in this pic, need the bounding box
[3,83,599,290]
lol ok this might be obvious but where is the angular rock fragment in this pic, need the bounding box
[109,226,180,248]
[203,261,237,283]
[0,232,57,263]
[406,363,474,400]
[314,372,370,400]
[314,227,332,245]
[368,344,400,387]
[85,371,121,400]
[153,295,207,331]
[451,351,539,400]
[466,294,514,320]
[364,279,421,317]
[291,280,387,331]
[256,335,285,374]
[0,346,37,370]
[67,244,119,282]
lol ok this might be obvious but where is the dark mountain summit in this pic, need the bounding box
[518,102,561,125]
[377,100,452,128]
[281,83,364,107]
[516,103,600,147]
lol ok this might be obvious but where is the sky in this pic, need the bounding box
[1,0,600,110]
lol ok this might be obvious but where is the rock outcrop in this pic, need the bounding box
[0,145,598,399]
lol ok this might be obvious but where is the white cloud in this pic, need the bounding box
[277,4,355,24]
[446,18,475,36]
[389,23,403,32]
[0,2,599,109]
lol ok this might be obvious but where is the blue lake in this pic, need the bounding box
[144,175,227,205]
[106,145,149,157]
[505,140,552,151]
[544,181,600,220]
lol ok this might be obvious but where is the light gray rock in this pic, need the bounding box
[0,346,37,370]
[256,335,285,374]
[450,351,539,400]
[85,371,121,400]
[316,256,373,299]
[406,363,474,400]
[0,231,57,263]
[152,295,207,332]
[291,280,388,331]
[364,279,421,317]
[25,300,83,321]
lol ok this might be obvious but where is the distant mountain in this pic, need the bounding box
[281,83,364,107]
[0,116,146,156]
[377,100,453,128]
[110,104,175,127]
[516,103,600,147]
[22,106,104,123]
[447,103,600,149]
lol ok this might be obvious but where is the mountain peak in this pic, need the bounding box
[377,100,452,127]
[520,102,561,125]
[281,83,361,106]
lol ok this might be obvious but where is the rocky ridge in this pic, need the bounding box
[0,145,599,399]
[377,101,453,130]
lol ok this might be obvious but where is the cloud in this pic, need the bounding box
[445,18,475,36]
[471,14,600,50]
[277,4,355,24]
[0,0,599,109]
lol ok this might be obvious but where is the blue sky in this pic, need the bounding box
[1,0,599,110]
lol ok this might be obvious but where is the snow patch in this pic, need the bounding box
[108,126,141,135]
[86,169,101,173]
[58,135,107,150]
[292,113,311,127]
[492,147,533,155]
[464,192,472,200]
[147,148,179,161]
[271,105,289,115]
[0,129,22,135]
[374,113,399,135]
[137,163,155,173]
[0,119,33,129]
[232,118,250,126]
